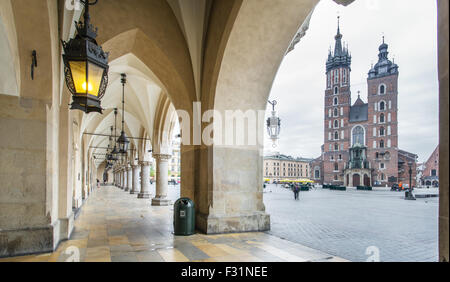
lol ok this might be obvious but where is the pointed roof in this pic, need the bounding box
[353,92,365,106]
[326,17,351,72]
[368,36,399,79]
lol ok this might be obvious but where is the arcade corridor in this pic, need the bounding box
[0,186,345,262]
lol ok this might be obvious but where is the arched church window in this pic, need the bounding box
[334,87,339,95]
[379,127,385,136]
[380,113,385,123]
[334,163,339,171]
[333,97,338,105]
[352,126,365,146]
[379,84,386,95]
[334,131,339,140]
[379,101,385,111]
[334,120,339,128]
[334,108,338,117]
[334,143,339,151]
[380,140,385,148]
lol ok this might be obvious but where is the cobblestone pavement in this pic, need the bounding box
[262,185,439,262]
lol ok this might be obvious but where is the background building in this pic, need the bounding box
[421,145,439,187]
[264,154,313,182]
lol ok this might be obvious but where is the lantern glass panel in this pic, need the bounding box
[69,61,104,96]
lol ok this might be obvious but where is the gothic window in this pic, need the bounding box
[334,108,338,117]
[352,126,365,146]
[333,97,338,105]
[380,140,385,148]
[379,84,386,95]
[379,127,385,136]
[334,120,339,128]
[379,101,385,111]
[334,131,339,140]
[334,143,339,151]
[334,163,339,171]
[343,69,347,84]
[334,86,339,95]
[380,113,385,123]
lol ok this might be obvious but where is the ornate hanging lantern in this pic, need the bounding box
[267,100,281,148]
[61,0,109,114]
[117,74,130,155]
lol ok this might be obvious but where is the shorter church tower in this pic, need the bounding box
[367,37,399,186]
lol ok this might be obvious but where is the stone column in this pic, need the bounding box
[130,164,141,194]
[122,167,127,190]
[126,165,132,192]
[119,168,123,189]
[138,161,151,199]
[152,154,172,206]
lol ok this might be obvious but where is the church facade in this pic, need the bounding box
[312,21,417,187]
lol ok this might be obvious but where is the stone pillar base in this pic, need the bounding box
[124,187,129,192]
[130,190,138,195]
[0,224,57,258]
[151,197,171,206]
[137,193,151,199]
[196,212,270,234]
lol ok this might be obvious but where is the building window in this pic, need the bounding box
[352,125,365,146]
[334,108,338,117]
[334,163,339,171]
[334,120,339,128]
[431,169,437,176]
[379,84,386,95]
[379,101,385,111]
[334,131,339,140]
[380,113,385,123]
[334,86,339,95]
[380,140,385,148]
[333,97,338,105]
[334,143,339,151]
[379,127,385,136]
[380,163,385,170]
[339,154,342,160]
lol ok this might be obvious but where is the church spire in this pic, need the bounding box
[326,16,351,73]
[334,16,343,56]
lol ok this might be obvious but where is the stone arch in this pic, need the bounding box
[197,0,319,233]
[90,0,197,112]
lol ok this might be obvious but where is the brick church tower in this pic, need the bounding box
[317,19,414,187]
[323,18,352,185]
[367,37,399,185]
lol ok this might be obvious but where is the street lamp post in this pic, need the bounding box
[405,161,416,200]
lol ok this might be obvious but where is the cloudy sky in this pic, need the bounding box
[264,0,439,163]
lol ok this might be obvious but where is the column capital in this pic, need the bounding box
[153,154,172,161]
[140,161,151,166]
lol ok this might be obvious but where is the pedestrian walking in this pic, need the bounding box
[293,184,300,200]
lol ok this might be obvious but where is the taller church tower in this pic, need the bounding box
[323,18,352,185]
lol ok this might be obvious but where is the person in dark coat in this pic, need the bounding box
[293,184,300,200]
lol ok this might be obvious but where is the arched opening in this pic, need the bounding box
[353,174,361,187]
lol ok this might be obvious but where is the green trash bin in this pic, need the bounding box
[174,198,195,236]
